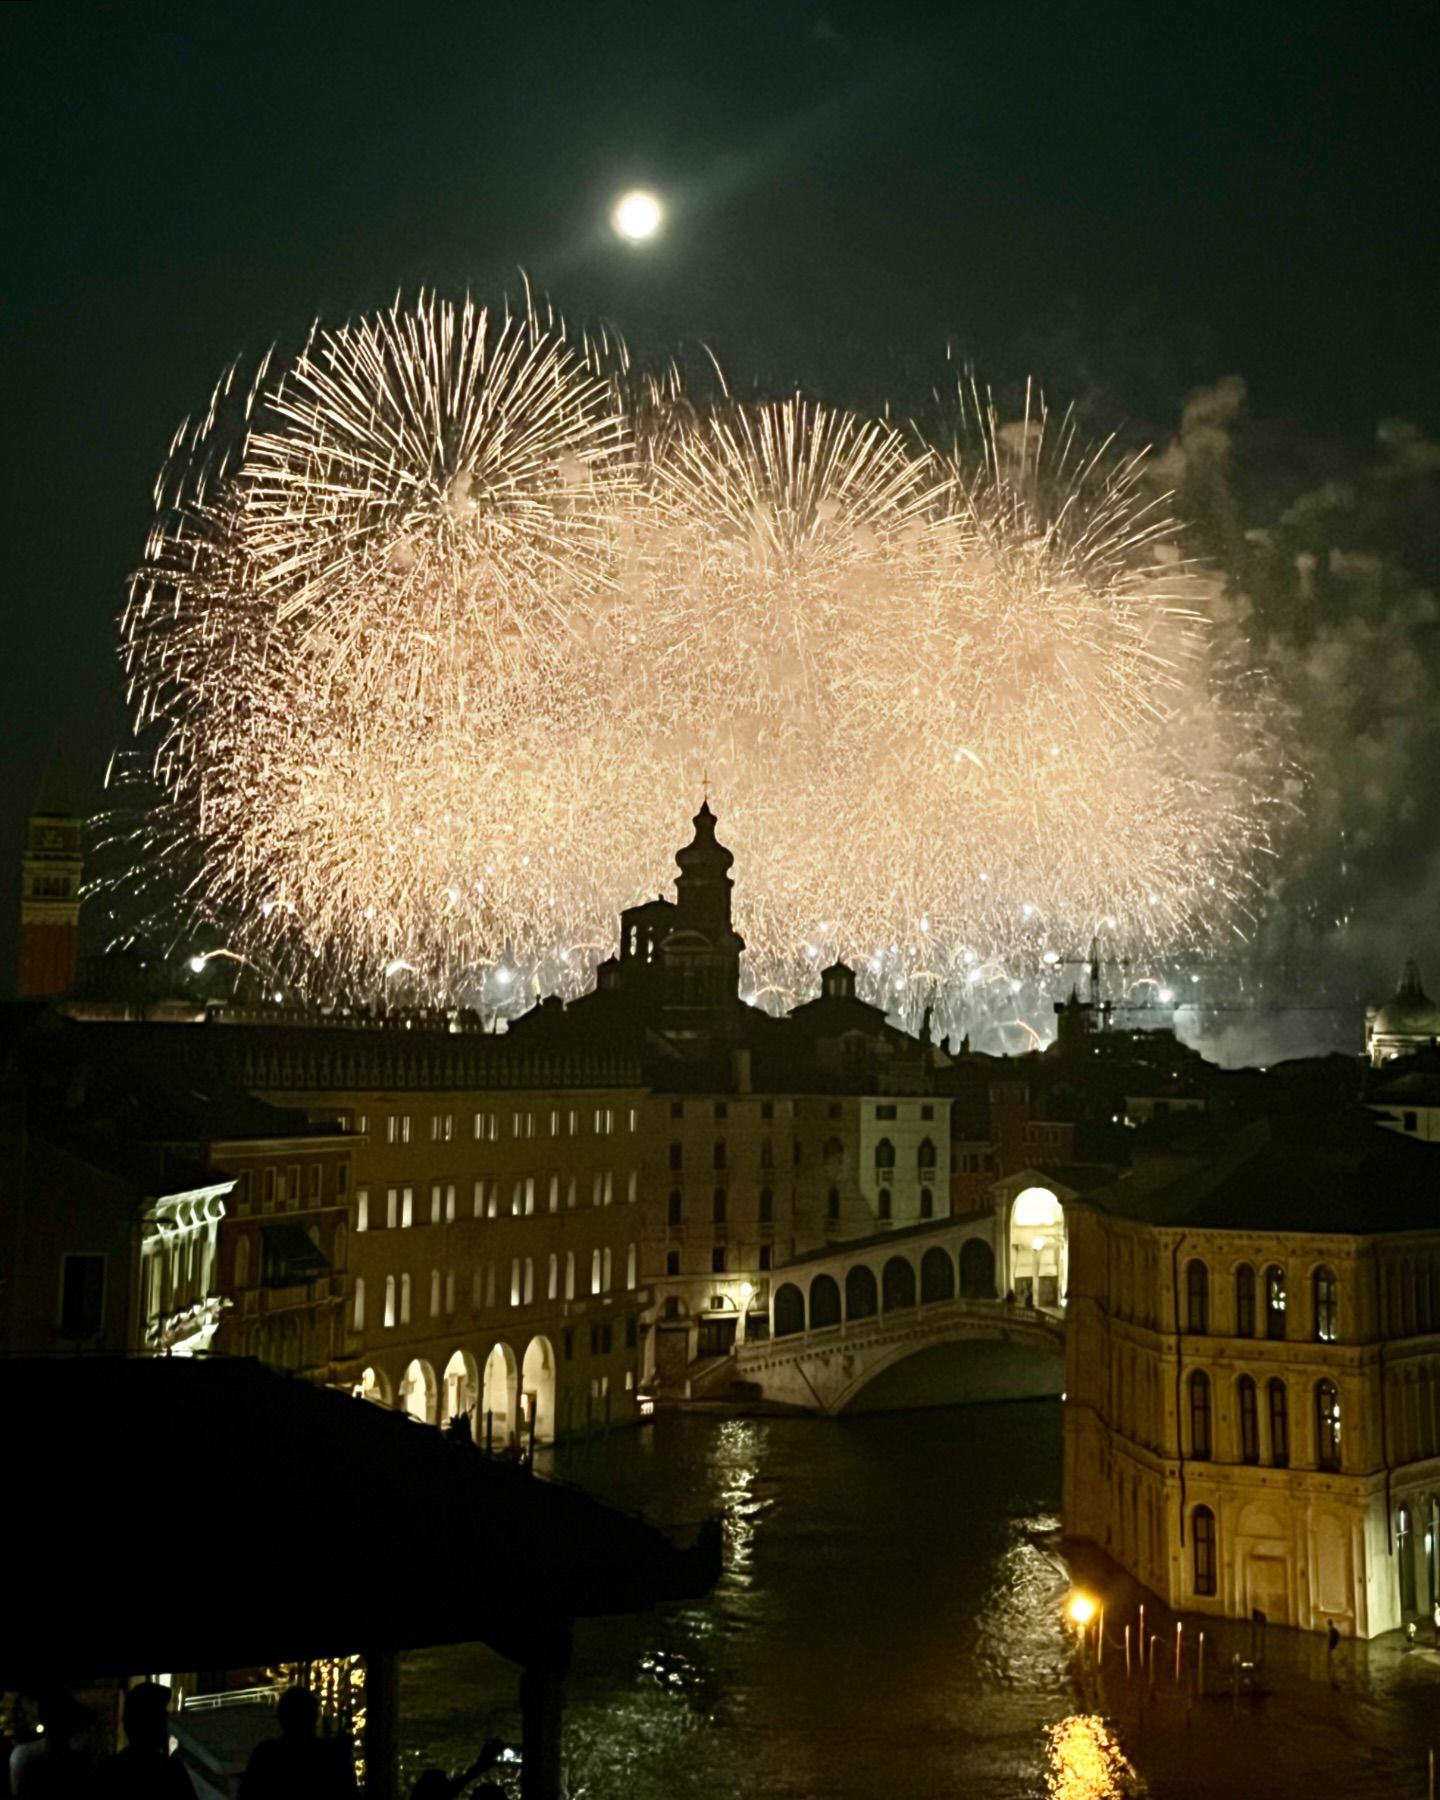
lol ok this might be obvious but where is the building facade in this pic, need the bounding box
[1063,1115,1440,1637]
[19,781,83,999]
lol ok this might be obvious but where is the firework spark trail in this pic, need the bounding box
[112,293,1285,1038]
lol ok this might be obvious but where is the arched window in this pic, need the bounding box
[510,1260,522,1306]
[626,1243,637,1290]
[1185,1259,1209,1334]
[1264,1265,1287,1339]
[823,1135,843,1165]
[235,1236,251,1289]
[667,1189,682,1225]
[1313,1266,1338,1342]
[920,1187,934,1219]
[713,1141,727,1169]
[669,1142,682,1171]
[1188,1369,1212,1460]
[917,1137,936,1178]
[428,1269,441,1317]
[760,1139,774,1169]
[1315,1380,1342,1470]
[759,1187,773,1223]
[565,1250,576,1300]
[827,1186,841,1220]
[1234,1263,1256,1337]
[1237,1374,1259,1463]
[591,1249,602,1296]
[601,1248,612,1292]
[1192,1505,1217,1596]
[548,1253,558,1301]
[353,1276,366,1333]
[874,1138,895,1175]
[524,1257,535,1304]
[878,1187,893,1220]
[712,1188,727,1224]
[1267,1378,1289,1466]
[845,1264,878,1320]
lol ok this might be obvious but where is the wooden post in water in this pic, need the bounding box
[1097,1605,1105,1665]
[1197,1631,1205,1697]
[1125,1623,1132,1679]
[1174,1620,1183,1685]
[363,1647,400,1800]
[1138,1603,1146,1665]
[1148,1635,1157,1697]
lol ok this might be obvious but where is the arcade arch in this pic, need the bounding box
[443,1349,478,1427]
[399,1358,437,1425]
[481,1342,519,1448]
[1009,1186,1066,1307]
[521,1335,557,1447]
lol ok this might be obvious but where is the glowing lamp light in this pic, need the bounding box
[1067,1591,1097,1627]
[1042,949,1060,966]
[188,954,207,973]
[612,189,662,241]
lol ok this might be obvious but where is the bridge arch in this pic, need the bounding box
[774,1282,806,1338]
[846,1264,878,1321]
[882,1256,917,1311]
[960,1237,997,1299]
[921,1247,956,1304]
[810,1273,842,1330]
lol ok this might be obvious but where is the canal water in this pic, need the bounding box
[398,1403,1438,1798]
[400,1401,1082,1799]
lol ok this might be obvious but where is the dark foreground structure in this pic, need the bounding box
[0,1356,719,1797]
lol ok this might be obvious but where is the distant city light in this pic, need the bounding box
[612,189,662,241]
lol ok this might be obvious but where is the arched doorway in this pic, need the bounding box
[1010,1186,1066,1307]
[960,1238,996,1299]
[399,1358,436,1424]
[521,1336,557,1448]
[920,1247,956,1304]
[882,1257,917,1311]
[845,1264,878,1321]
[810,1274,842,1329]
[442,1350,477,1429]
[481,1342,518,1450]
[356,1366,390,1407]
[774,1282,805,1338]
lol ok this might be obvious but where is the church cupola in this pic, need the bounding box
[673,801,736,932]
[821,961,856,1002]
[659,801,745,1036]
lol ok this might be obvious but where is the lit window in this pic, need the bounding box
[525,1177,536,1216]
[626,1244,638,1290]
[627,1170,638,1204]
[386,1188,398,1230]
[400,1115,412,1144]
[356,1188,369,1232]
[549,1176,560,1213]
[430,1185,442,1224]
[430,1269,441,1317]
[1313,1266,1338,1342]
[628,1107,638,1132]
[401,1187,414,1228]
[387,1116,398,1145]
[444,1269,455,1314]
[591,1249,602,1295]
[1316,1380,1342,1470]
[1188,1369,1212,1460]
[550,1110,560,1136]
[445,1184,456,1223]
[565,1251,576,1300]
[510,1259,522,1306]
[353,1277,366,1332]
[399,1273,411,1324]
[384,1276,396,1329]
[1192,1505,1216,1596]
[1265,1265,1287,1339]
[602,1247,613,1292]
[524,1257,535,1304]
[548,1253,559,1300]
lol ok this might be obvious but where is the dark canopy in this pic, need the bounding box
[0,1356,718,1684]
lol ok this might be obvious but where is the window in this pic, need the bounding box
[568,1109,579,1135]
[1315,1380,1342,1470]
[510,1259,522,1306]
[628,1107,638,1132]
[514,1182,525,1218]
[472,1269,483,1308]
[603,1171,614,1207]
[875,1138,895,1175]
[761,1102,774,1120]
[921,1104,934,1120]
[602,1247,613,1291]
[566,1177,577,1210]
[353,1277,365,1333]
[671,1101,684,1119]
[917,1137,936,1177]
[524,1257,535,1304]
[591,1174,603,1208]
[386,1115,398,1145]
[827,1187,840,1220]
[1235,1263,1256,1337]
[550,1110,560,1136]
[485,1264,496,1308]
[1185,1259,1209,1334]
[626,1315,638,1348]
[759,1187,773,1223]
[444,1270,455,1314]
[386,1188,398,1230]
[712,1245,727,1274]
[713,1141,727,1170]
[430,1185,442,1224]
[1268,1378,1289,1466]
[525,1177,537,1216]
[58,1254,105,1339]
[714,1101,728,1120]
[712,1188,727,1224]
[446,1184,456,1223]
[668,1189,683,1225]
[549,1176,560,1213]
[432,1111,454,1142]
[627,1170,638,1204]
[760,1139,773,1169]
[1264,1265,1287,1339]
[759,1245,772,1271]
[920,1186,934,1219]
[307,1164,322,1201]
[263,1168,277,1211]
[591,1250,602,1296]
[399,1273,411,1324]
[876,1104,897,1121]
[235,1237,251,1288]
[487,1182,500,1219]
[548,1253,559,1300]
[430,1269,441,1317]
[1313,1265,1338,1342]
[669,1142,683,1171]
[565,1329,575,1360]
[595,1108,613,1135]
[626,1244,638,1289]
[401,1187,414,1228]
[400,1114,412,1144]
[357,1188,369,1232]
[1188,1369,1212,1460]
[878,1188,892,1220]
[472,1180,484,1219]
[665,1250,680,1275]
[1192,1505,1216,1596]
[565,1251,576,1300]
[384,1275,396,1329]
[1238,1374,1259,1464]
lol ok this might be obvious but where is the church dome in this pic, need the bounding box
[1372,959,1440,1038]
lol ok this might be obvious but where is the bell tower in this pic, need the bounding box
[660,801,745,1035]
[19,765,84,999]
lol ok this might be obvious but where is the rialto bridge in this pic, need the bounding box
[721,1173,1071,1414]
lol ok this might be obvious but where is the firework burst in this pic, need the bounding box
[113,294,1284,1040]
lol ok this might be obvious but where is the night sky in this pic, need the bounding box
[4,2,1438,1004]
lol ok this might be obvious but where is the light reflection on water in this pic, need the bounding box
[1045,1715,1144,1799]
[402,1403,1072,1799]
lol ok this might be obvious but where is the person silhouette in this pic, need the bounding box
[238,1686,356,1799]
[94,1681,197,1798]
[9,1688,94,1797]
[408,1739,507,1799]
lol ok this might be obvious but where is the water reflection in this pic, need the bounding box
[1045,1716,1144,1799]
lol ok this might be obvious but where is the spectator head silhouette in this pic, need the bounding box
[121,1681,173,1753]
[276,1686,320,1738]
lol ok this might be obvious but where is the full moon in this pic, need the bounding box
[612,189,663,242]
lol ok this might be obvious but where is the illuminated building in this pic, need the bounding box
[1365,959,1440,1066]
[1063,1111,1440,1636]
[18,766,83,999]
